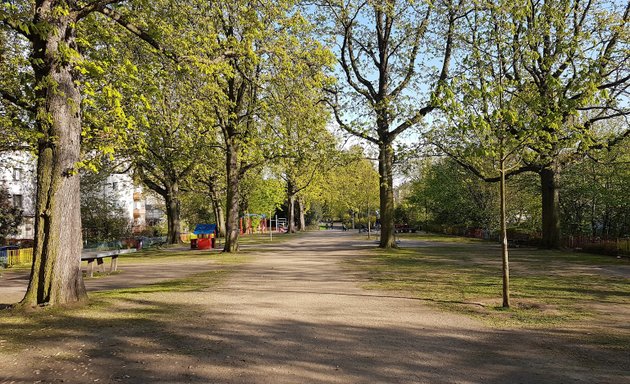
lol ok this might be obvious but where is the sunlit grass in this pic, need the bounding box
[351,241,630,331]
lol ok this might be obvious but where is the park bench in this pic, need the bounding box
[81,248,136,277]
[394,224,417,233]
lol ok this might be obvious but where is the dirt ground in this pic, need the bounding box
[1,231,628,383]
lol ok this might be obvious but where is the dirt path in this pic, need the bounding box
[0,258,219,305]
[1,231,628,383]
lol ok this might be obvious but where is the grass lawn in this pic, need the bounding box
[351,233,630,345]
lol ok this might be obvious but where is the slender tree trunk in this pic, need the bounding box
[287,181,297,233]
[208,183,226,237]
[22,10,87,306]
[378,141,396,248]
[499,157,510,308]
[224,141,240,252]
[540,165,561,249]
[297,196,306,231]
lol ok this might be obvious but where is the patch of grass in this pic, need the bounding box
[395,232,487,243]
[91,270,229,300]
[351,242,630,330]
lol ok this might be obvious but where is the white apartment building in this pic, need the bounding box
[0,151,164,241]
[0,151,36,240]
[99,172,164,233]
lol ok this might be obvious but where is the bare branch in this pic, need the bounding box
[324,88,379,145]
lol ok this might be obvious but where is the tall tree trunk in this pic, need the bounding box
[224,141,240,252]
[164,183,181,245]
[22,10,87,306]
[540,165,561,249]
[287,181,297,233]
[499,156,510,308]
[378,141,396,248]
[297,196,306,231]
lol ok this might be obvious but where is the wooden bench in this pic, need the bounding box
[81,248,136,277]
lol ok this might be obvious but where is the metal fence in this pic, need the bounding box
[564,236,630,256]
[426,225,630,257]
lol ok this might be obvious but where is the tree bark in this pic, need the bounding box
[224,141,240,252]
[499,157,510,308]
[208,182,226,237]
[164,183,181,245]
[21,7,87,306]
[378,141,396,248]
[540,166,561,249]
[286,181,297,234]
[297,196,306,231]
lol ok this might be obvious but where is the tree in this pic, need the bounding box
[210,0,332,252]
[459,0,630,248]
[0,184,22,244]
[129,67,216,245]
[430,0,541,307]
[560,134,630,238]
[1,1,227,306]
[270,78,337,233]
[240,171,285,220]
[411,159,498,231]
[191,150,228,238]
[316,147,379,226]
[320,0,462,248]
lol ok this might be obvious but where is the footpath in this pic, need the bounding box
[0,231,628,383]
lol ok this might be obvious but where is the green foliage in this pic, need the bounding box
[314,146,379,220]
[560,139,630,237]
[400,158,541,233]
[240,172,285,215]
[79,169,132,244]
[180,191,215,229]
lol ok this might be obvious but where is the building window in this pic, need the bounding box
[13,168,21,181]
[13,194,23,209]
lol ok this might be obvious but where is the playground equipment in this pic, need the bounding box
[191,224,218,250]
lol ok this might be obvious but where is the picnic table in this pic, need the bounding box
[81,248,137,277]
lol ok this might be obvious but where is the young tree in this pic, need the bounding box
[431,0,539,307]
[319,0,463,248]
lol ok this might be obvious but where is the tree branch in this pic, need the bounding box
[324,88,379,145]
[0,88,35,113]
[76,0,124,19]
[97,6,179,62]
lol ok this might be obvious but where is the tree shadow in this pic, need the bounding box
[0,295,627,383]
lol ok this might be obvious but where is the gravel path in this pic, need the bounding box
[1,231,628,383]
